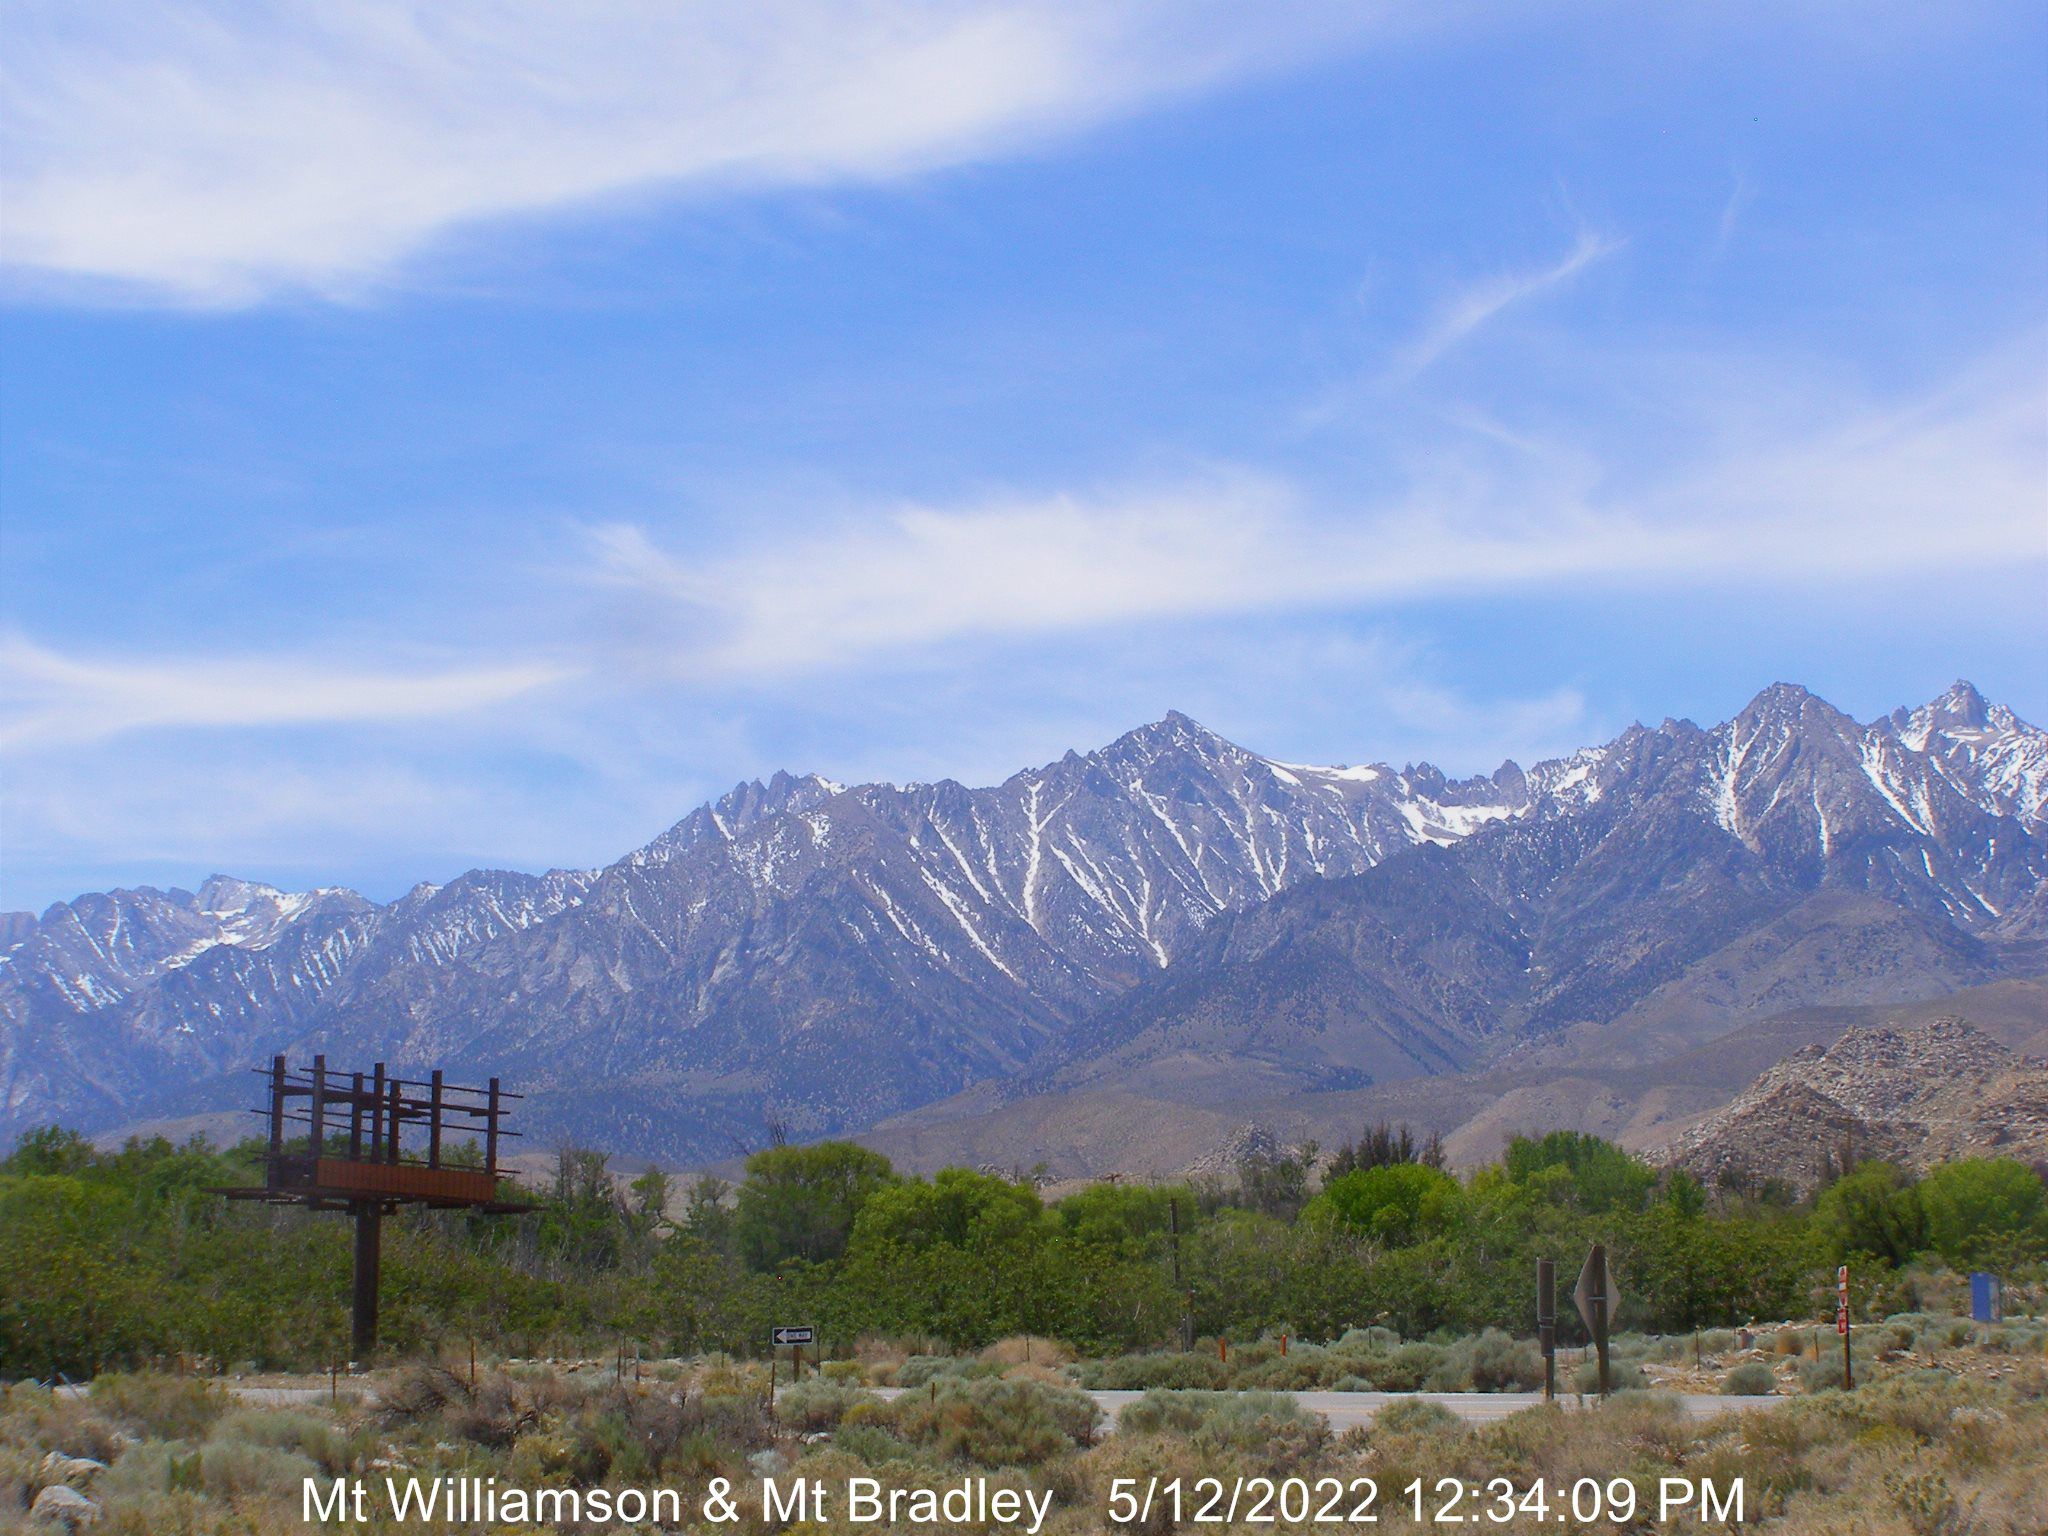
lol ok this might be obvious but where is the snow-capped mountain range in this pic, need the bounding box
[2,681,2042,1161]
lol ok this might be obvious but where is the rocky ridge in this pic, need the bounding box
[1653,1018,2048,1191]
[4,680,2043,1164]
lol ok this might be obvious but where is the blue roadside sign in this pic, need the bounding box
[1970,1272,2001,1324]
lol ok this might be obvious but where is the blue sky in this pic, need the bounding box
[2,1,2044,911]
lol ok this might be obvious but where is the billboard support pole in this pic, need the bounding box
[351,1201,382,1366]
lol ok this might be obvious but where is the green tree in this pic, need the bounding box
[629,1167,673,1229]
[733,1142,897,1270]
[681,1174,736,1254]
[1504,1131,1656,1213]
[850,1167,1042,1252]
[4,1125,97,1176]
[1054,1181,1189,1251]
[1236,1145,1318,1220]
[1312,1162,1463,1244]
[1917,1158,2048,1267]
[1664,1169,1708,1219]
[1327,1121,1445,1178]
[1812,1162,1924,1267]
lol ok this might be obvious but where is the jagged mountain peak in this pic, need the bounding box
[1926,679,1991,726]
[638,769,845,862]
[1873,681,2045,835]
[195,873,282,911]
[6,679,2042,1161]
[1098,709,1245,762]
[1730,680,1859,737]
[1891,679,2030,743]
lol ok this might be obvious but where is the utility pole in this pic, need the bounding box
[1169,1198,1193,1351]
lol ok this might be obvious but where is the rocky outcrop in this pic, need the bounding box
[1653,1018,2048,1191]
[1181,1123,1290,1181]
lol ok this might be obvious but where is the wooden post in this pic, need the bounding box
[268,1056,287,1161]
[348,1073,365,1161]
[485,1077,502,1176]
[310,1055,327,1157]
[386,1078,402,1163]
[1593,1291,1610,1397]
[470,1337,477,1389]
[1537,1258,1557,1402]
[1582,1243,1612,1397]
[370,1063,387,1162]
[429,1071,444,1168]
[350,1202,382,1365]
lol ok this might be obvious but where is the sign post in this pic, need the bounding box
[213,1056,528,1367]
[1536,1258,1557,1402]
[1970,1272,2002,1324]
[772,1325,817,1386]
[1573,1245,1619,1397]
[1836,1266,1852,1390]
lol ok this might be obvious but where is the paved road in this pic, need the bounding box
[62,1381,1785,1427]
[56,1383,336,1408]
[877,1386,1783,1430]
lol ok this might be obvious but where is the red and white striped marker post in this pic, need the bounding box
[1836,1265,1852,1389]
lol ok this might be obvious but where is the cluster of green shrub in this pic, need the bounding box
[9,1353,2048,1535]
[1,1120,2042,1377]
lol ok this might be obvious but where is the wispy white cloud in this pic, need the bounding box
[1712,169,1754,258]
[583,472,1299,674]
[0,0,1392,305]
[589,344,2047,677]
[1387,227,1625,380]
[9,344,2038,759]
[4,344,2040,905]
[0,637,573,748]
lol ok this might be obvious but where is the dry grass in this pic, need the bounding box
[3,1321,2043,1534]
[980,1335,1077,1369]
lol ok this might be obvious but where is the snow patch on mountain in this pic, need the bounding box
[1889,681,2048,833]
[5,680,2042,1152]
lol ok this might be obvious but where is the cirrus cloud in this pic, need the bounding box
[1,0,1399,305]
[584,344,2048,678]
[0,636,572,748]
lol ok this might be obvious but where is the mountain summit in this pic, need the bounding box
[3,682,2041,1161]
